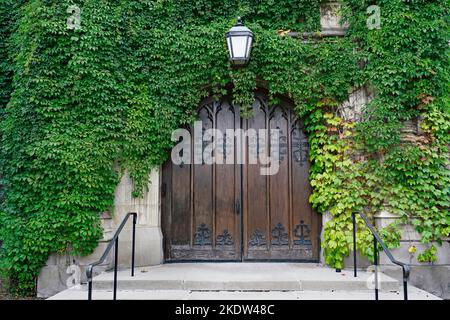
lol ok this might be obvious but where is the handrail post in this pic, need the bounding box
[113,237,119,300]
[88,279,93,301]
[403,267,408,301]
[87,265,93,301]
[131,213,137,277]
[352,212,357,278]
[373,235,379,300]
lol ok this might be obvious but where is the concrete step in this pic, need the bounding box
[48,287,441,300]
[90,263,399,292]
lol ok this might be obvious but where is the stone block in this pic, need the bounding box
[338,87,372,122]
[382,265,450,300]
[37,265,69,298]
[344,251,371,270]
[37,250,111,298]
[374,211,450,266]
[320,2,349,31]
[77,241,113,267]
[379,241,450,266]
[116,226,164,268]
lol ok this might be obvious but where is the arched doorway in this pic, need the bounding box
[161,91,321,262]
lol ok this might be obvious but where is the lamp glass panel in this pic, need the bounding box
[230,35,249,58]
[226,37,233,58]
[245,37,253,57]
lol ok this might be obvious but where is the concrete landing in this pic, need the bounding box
[45,262,441,300]
[48,287,441,300]
[88,263,399,291]
[48,263,442,300]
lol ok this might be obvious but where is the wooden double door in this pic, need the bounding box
[162,92,320,262]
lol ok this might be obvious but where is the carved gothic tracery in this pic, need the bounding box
[216,230,234,246]
[194,223,212,246]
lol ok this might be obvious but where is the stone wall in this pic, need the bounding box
[320,87,374,269]
[112,169,163,268]
[37,169,163,298]
[320,2,349,32]
[375,211,450,300]
[321,188,450,299]
[320,87,450,299]
[36,3,449,298]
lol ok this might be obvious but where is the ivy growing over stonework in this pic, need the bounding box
[0,0,448,295]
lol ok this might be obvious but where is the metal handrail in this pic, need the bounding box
[86,212,137,300]
[352,212,411,301]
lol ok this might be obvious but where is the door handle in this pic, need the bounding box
[161,183,167,198]
[235,199,241,215]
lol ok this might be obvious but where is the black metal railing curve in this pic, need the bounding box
[352,211,411,301]
[86,212,137,300]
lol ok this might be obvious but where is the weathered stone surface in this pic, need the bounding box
[382,265,450,300]
[371,211,450,299]
[115,226,163,267]
[320,2,349,31]
[319,211,331,265]
[378,242,450,266]
[374,211,450,266]
[400,117,430,144]
[37,168,163,298]
[338,87,373,122]
[37,266,67,298]
[320,208,450,300]
[37,251,110,298]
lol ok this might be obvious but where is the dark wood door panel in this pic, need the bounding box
[162,91,320,262]
[243,96,269,260]
[163,98,242,261]
[243,93,319,261]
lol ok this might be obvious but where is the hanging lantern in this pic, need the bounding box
[226,18,254,67]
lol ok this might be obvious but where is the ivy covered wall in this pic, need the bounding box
[0,0,448,295]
